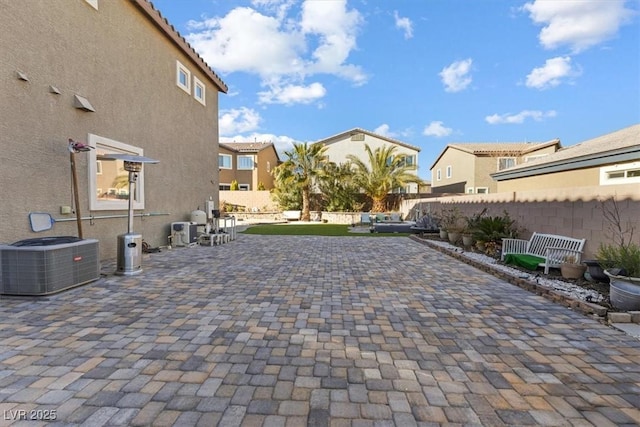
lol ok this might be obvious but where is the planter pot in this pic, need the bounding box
[583,260,609,284]
[462,234,474,247]
[439,229,448,240]
[604,270,640,311]
[560,263,587,280]
[448,231,461,244]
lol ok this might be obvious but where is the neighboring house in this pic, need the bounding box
[218,142,280,190]
[492,124,640,192]
[430,140,560,194]
[313,128,422,193]
[1,0,227,260]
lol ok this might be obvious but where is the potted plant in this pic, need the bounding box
[437,207,461,241]
[596,197,640,310]
[472,211,518,258]
[462,209,487,247]
[598,243,640,311]
[560,255,587,280]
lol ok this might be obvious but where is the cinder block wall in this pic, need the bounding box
[401,184,640,259]
[219,191,278,212]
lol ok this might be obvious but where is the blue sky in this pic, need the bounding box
[151,0,640,180]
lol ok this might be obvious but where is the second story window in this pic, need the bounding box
[436,169,441,181]
[237,155,254,170]
[194,76,206,105]
[176,61,191,94]
[498,157,516,171]
[219,154,232,169]
[446,165,452,178]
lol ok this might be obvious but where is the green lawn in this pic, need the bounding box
[240,223,410,237]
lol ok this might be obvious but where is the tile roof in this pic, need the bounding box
[220,142,276,152]
[313,128,421,152]
[492,123,640,179]
[429,139,560,170]
[132,0,227,92]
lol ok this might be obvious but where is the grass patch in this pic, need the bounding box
[240,223,410,237]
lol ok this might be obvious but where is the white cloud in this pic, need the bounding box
[220,133,297,158]
[219,107,262,135]
[423,121,453,137]
[258,82,326,105]
[394,11,413,39]
[526,56,580,89]
[439,59,473,92]
[485,110,557,125]
[523,0,635,53]
[186,0,367,105]
[374,124,395,137]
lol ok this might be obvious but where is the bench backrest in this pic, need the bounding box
[526,232,585,257]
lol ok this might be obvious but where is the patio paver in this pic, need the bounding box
[0,234,639,426]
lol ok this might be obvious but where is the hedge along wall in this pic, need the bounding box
[400,183,640,259]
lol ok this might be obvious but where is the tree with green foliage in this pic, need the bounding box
[272,142,328,221]
[317,162,362,212]
[347,144,423,212]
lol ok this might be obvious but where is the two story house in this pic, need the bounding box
[218,142,280,191]
[492,124,640,191]
[430,140,560,194]
[1,0,227,259]
[313,128,422,193]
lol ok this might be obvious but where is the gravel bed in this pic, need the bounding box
[426,239,607,304]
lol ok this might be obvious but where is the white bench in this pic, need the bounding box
[282,210,301,221]
[502,232,586,274]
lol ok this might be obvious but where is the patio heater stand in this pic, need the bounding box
[100,154,158,276]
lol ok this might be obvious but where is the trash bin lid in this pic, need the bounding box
[11,236,83,247]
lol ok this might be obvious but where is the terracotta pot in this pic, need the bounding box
[560,263,587,280]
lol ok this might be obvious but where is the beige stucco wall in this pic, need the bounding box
[431,149,475,191]
[1,1,221,260]
[255,148,279,190]
[322,133,420,193]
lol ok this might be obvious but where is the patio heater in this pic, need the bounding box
[100,153,158,275]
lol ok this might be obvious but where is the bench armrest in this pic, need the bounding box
[501,238,529,260]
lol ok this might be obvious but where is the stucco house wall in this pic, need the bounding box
[315,129,421,193]
[1,0,226,260]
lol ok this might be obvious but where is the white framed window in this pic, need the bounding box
[237,155,254,170]
[239,184,250,191]
[446,165,452,178]
[219,184,231,191]
[436,169,441,181]
[88,134,146,211]
[193,76,206,105]
[176,61,191,94]
[219,154,232,169]
[467,188,474,194]
[84,0,98,10]
[476,187,489,194]
[497,157,516,171]
[600,162,640,185]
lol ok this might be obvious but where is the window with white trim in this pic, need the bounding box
[600,162,640,185]
[446,165,452,178]
[88,134,146,211]
[239,184,250,191]
[476,187,489,194]
[84,0,98,10]
[176,61,191,94]
[193,76,206,105]
[467,188,474,194]
[219,154,232,169]
[436,169,441,181]
[497,157,516,171]
[237,155,254,170]
[219,184,231,191]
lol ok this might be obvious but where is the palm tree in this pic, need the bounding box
[273,142,328,221]
[347,144,423,212]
